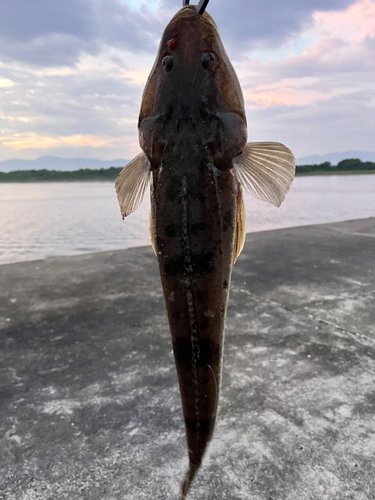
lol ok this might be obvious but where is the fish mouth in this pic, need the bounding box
[175,5,220,36]
[152,5,220,84]
[182,0,211,15]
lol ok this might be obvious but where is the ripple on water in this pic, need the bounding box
[1,176,374,265]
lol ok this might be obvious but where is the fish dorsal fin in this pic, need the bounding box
[232,184,246,266]
[115,152,150,219]
[233,142,295,207]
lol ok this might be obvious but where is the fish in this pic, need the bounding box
[115,1,295,497]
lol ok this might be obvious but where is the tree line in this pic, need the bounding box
[0,158,374,182]
[296,158,375,174]
[0,167,123,182]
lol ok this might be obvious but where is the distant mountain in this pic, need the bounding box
[297,151,375,166]
[0,156,129,172]
[3,151,375,171]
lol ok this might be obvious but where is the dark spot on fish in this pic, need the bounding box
[164,255,186,278]
[164,252,214,278]
[190,222,209,235]
[184,416,215,436]
[198,318,209,330]
[191,251,214,276]
[173,337,220,368]
[223,280,228,289]
[165,224,178,238]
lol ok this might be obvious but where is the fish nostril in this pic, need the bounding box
[202,52,215,68]
[162,55,174,72]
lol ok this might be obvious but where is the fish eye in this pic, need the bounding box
[162,55,173,72]
[202,52,215,68]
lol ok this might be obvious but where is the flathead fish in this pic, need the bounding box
[116,1,295,497]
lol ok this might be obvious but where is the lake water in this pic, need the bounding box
[1,175,374,266]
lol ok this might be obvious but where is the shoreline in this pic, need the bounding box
[296,169,375,176]
[1,216,373,268]
[0,169,375,182]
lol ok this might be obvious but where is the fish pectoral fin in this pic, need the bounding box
[233,142,296,208]
[149,209,156,256]
[115,152,151,219]
[233,184,246,266]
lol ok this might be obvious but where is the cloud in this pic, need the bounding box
[246,89,375,159]
[162,0,355,51]
[0,78,15,88]
[0,0,357,67]
[0,50,145,159]
[268,1,375,81]
[0,133,118,150]
[227,0,375,158]
[0,0,374,161]
[243,83,329,108]
[313,0,375,42]
[0,0,163,67]
[258,36,375,84]
[237,1,375,104]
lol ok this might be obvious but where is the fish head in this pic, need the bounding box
[139,5,247,170]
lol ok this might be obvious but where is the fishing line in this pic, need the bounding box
[196,0,210,14]
[182,0,210,15]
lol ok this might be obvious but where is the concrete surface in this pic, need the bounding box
[0,218,374,500]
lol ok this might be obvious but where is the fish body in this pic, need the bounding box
[116,5,295,498]
[143,9,245,492]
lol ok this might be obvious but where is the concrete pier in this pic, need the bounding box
[1,218,374,499]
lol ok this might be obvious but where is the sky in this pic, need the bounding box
[0,0,374,161]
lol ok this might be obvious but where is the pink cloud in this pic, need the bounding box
[241,0,375,109]
[313,0,375,43]
[0,133,121,150]
[243,84,328,108]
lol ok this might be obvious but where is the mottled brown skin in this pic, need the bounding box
[138,6,247,495]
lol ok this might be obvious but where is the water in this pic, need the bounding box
[0,175,374,266]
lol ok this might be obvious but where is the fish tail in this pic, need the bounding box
[179,464,199,500]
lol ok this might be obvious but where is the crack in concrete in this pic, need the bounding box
[326,228,375,239]
[232,286,375,350]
